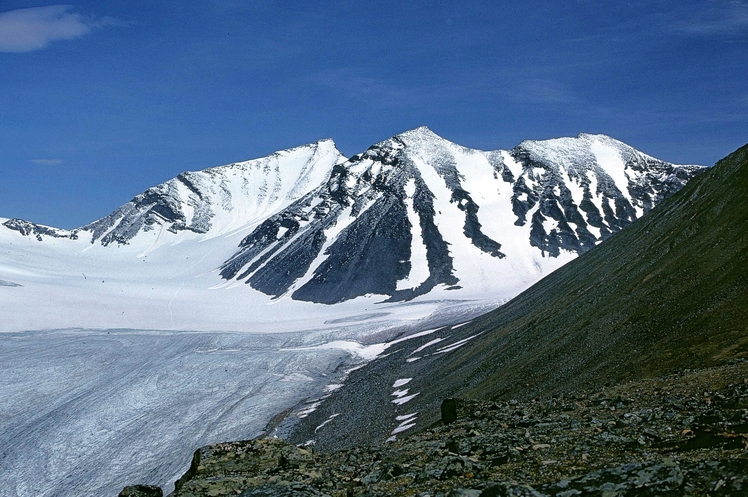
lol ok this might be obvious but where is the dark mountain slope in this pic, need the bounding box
[455,141,748,400]
[294,142,747,451]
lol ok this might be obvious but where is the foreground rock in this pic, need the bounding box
[127,360,748,496]
[119,485,163,497]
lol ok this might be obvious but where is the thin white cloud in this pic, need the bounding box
[30,159,63,165]
[507,78,578,105]
[0,5,117,53]
[674,0,748,36]
[311,69,414,98]
[308,69,437,106]
[309,69,581,109]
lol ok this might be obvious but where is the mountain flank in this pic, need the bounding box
[445,140,748,398]
[217,128,704,304]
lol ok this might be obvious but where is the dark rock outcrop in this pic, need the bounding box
[119,484,163,497]
[2,218,78,241]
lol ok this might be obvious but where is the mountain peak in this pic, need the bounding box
[401,125,434,135]
[391,125,447,144]
[307,137,340,155]
[223,138,343,169]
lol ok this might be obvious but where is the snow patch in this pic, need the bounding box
[282,341,388,362]
[392,392,420,405]
[396,412,418,422]
[410,337,446,355]
[590,140,629,200]
[563,170,585,209]
[501,150,523,178]
[391,422,417,435]
[297,401,323,418]
[392,378,412,388]
[396,179,430,291]
[314,413,340,433]
[434,333,483,355]
[388,327,441,345]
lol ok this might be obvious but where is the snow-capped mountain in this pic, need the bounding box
[0,127,703,332]
[4,139,344,244]
[219,127,704,304]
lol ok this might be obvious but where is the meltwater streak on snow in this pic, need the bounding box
[0,329,393,497]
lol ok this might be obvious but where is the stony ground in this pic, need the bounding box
[123,360,748,497]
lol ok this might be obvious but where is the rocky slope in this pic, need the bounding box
[124,360,748,497]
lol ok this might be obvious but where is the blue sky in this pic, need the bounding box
[1,1,747,229]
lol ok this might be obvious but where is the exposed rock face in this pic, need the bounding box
[119,484,163,497]
[219,128,703,304]
[2,218,79,241]
[509,134,701,255]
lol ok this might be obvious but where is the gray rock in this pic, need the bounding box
[118,484,163,497]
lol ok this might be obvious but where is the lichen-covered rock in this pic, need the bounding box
[239,483,330,496]
[119,484,163,497]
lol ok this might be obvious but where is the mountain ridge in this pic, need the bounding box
[218,127,704,304]
[0,128,705,332]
